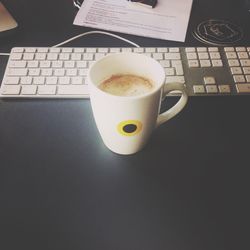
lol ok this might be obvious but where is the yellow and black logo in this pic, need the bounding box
[117,120,143,136]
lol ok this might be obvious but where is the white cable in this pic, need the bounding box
[52,30,140,48]
[0,53,10,56]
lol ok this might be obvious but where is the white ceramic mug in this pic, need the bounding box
[87,53,188,155]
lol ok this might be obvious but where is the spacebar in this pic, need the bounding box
[57,85,89,95]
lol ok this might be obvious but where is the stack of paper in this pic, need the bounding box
[74,0,193,42]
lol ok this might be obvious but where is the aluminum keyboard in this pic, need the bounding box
[0,46,250,98]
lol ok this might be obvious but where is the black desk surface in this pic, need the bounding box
[0,0,249,249]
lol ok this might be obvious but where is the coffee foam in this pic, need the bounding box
[98,74,154,97]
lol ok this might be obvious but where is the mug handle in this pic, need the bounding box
[156,82,188,127]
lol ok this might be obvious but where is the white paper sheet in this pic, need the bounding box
[73,0,193,42]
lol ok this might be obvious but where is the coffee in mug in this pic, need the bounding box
[98,74,155,97]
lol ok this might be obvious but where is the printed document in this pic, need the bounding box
[74,0,193,42]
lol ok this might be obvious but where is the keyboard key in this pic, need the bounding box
[218,85,231,93]
[236,83,250,93]
[88,61,95,67]
[208,47,219,52]
[206,85,218,93]
[21,85,37,95]
[41,69,53,76]
[1,85,21,95]
[33,76,45,85]
[197,47,207,52]
[10,53,22,60]
[52,61,63,68]
[57,85,88,95]
[188,60,199,67]
[165,68,175,76]
[83,53,94,60]
[226,52,237,59]
[23,53,35,60]
[4,77,20,85]
[228,59,240,67]
[38,85,57,95]
[211,60,223,67]
[7,68,28,76]
[9,61,27,68]
[54,69,65,76]
[40,61,51,68]
[185,47,195,52]
[58,77,70,85]
[25,48,36,53]
[243,67,250,74]
[230,67,243,75]
[62,48,73,53]
[64,61,75,68]
[209,52,221,59]
[28,69,40,76]
[35,53,46,60]
[74,48,85,53]
[169,48,179,52]
[98,48,108,53]
[121,48,132,52]
[20,76,32,85]
[46,77,58,85]
[86,48,97,53]
[159,60,170,67]
[200,60,211,67]
[66,69,77,76]
[186,52,197,59]
[47,53,58,60]
[71,77,84,85]
[110,48,120,53]
[76,61,87,68]
[71,53,82,60]
[236,47,246,52]
[94,53,105,60]
[224,47,235,52]
[37,48,48,53]
[165,76,185,84]
[157,48,168,53]
[171,60,182,66]
[237,52,248,59]
[145,48,156,53]
[79,69,88,76]
[59,53,70,60]
[240,59,250,67]
[198,52,209,59]
[49,48,60,53]
[12,48,24,53]
[28,61,39,68]
[193,85,205,94]
[174,65,184,75]
[152,53,163,60]
[233,75,246,83]
[204,76,216,85]
[165,53,181,60]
